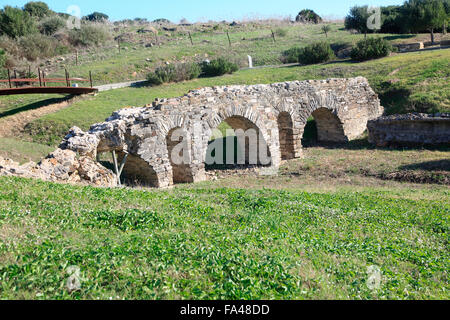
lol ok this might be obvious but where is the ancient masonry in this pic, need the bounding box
[1,77,383,188]
[368,113,450,147]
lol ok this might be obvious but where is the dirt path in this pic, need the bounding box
[0,95,83,138]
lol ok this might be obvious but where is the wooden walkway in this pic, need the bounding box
[0,69,98,96]
[0,86,97,96]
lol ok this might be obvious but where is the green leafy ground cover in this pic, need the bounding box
[0,176,448,300]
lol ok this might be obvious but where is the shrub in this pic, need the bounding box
[0,6,38,38]
[23,1,52,18]
[274,28,288,37]
[153,18,172,24]
[176,62,202,81]
[330,41,353,58]
[298,42,335,65]
[147,65,176,85]
[39,16,66,35]
[68,24,111,46]
[0,49,6,78]
[350,38,393,61]
[281,47,302,63]
[201,58,239,77]
[83,12,109,22]
[19,33,67,61]
[321,24,331,37]
[0,35,20,57]
[296,9,323,24]
[147,62,202,85]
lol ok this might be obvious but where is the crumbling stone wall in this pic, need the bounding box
[1,77,383,188]
[368,113,450,147]
[58,77,382,188]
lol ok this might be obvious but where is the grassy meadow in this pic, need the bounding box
[0,176,448,299]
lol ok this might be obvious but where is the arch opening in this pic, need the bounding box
[278,112,295,160]
[302,107,347,146]
[97,151,160,187]
[166,127,194,184]
[206,116,272,170]
[118,152,160,187]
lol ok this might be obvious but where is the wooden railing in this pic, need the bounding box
[0,68,93,88]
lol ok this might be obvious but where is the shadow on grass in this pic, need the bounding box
[383,35,416,41]
[130,81,151,88]
[400,160,450,172]
[0,95,73,119]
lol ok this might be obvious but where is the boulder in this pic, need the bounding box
[78,156,117,187]
[59,126,99,158]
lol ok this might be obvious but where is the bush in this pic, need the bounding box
[147,62,202,85]
[350,38,393,61]
[19,33,67,61]
[147,65,176,85]
[23,1,52,18]
[68,24,111,46]
[0,6,38,38]
[83,12,109,22]
[176,62,202,81]
[282,47,302,63]
[153,18,172,24]
[0,49,6,78]
[298,42,335,65]
[201,58,239,77]
[0,35,20,57]
[274,28,288,37]
[296,9,323,24]
[321,25,331,37]
[39,16,66,35]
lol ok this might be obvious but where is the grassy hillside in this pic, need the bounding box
[0,176,448,300]
[0,138,53,164]
[47,22,449,84]
[18,49,450,147]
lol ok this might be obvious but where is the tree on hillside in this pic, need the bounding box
[321,24,331,38]
[0,49,6,78]
[380,5,410,33]
[153,18,172,24]
[296,9,323,24]
[443,0,450,34]
[23,1,52,18]
[406,0,447,43]
[39,15,66,35]
[83,12,109,22]
[0,6,37,38]
[345,6,372,38]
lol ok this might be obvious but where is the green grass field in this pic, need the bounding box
[0,176,448,300]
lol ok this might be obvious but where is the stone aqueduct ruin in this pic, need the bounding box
[60,77,383,188]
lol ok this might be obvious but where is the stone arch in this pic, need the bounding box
[117,152,161,187]
[310,107,347,142]
[61,78,383,189]
[204,111,275,168]
[166,127,194,184]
